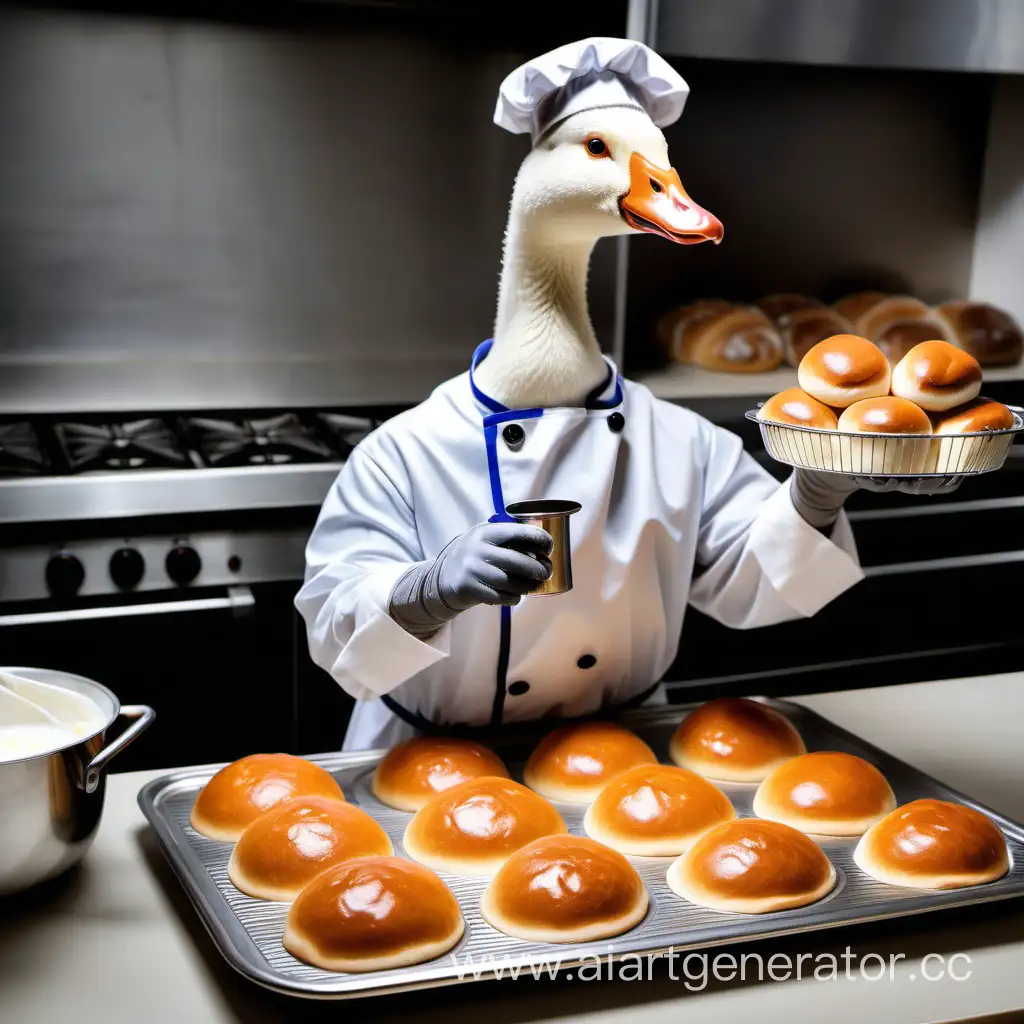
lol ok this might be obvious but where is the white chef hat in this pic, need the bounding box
[494,37,689,143]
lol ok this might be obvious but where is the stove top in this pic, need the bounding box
[185,413,336,468]
[53,418,194,473]
[0,422,50,478]
[0,408,377,523]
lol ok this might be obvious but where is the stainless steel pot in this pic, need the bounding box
[0,666,155,896]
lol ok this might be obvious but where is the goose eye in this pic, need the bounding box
[585,136,609,158]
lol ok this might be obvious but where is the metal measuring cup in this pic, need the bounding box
[505,499,582,596]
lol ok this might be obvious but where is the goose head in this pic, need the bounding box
[509,105,723,249]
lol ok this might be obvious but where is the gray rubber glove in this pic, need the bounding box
[389,522,553,639]
[791,468,962,530]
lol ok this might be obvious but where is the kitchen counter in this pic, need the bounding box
[2,674,1023,1024]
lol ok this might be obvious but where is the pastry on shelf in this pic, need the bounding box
[935,300,1024,367]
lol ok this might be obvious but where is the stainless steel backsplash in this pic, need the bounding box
[0,7,993,410]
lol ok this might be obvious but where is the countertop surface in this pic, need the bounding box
[3,673,1024,1024]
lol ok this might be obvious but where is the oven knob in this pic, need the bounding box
[46,554,85,598]
[109,548,145,590]
[165,545,201,585]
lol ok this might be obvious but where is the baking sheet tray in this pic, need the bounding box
[137,699,1024,999]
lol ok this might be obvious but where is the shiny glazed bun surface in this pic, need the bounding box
[283,856,464,972]
[758,388,839,430]
[932,398,1015,434]
[402,776,567,875]
[797,335,891,408]
[372,737,510,812]
[191,754,345,842]
[583,764,736,856]
[836,397,933,434]
[667,819,836,913]
[853,799,1009,890]
[752,752,896,836]
[669,698,805,782]
[891,341,983,412]
[781,309,853,367]
[481,834,648,943]
[227,797,392,901]
[524,721,657,803]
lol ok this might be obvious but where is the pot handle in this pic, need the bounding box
[83,705,156,794]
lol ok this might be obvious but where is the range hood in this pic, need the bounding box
[646,0,1024,74]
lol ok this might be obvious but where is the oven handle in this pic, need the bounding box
[0,586,255,627]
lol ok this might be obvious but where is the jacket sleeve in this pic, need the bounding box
[294,447,450,702]
[688,418,863,628]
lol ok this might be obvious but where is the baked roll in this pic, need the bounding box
[936,301,1024,367]
[836,397,933,474]
[656,299,734,363]
[752,752,896,836]
[667,819,836,913]
[890,341,983,412]
[481,834,648,943]
[779,308,854,368]
[683,307,783,373]
[669,698,805,783]
[758,389,838,430]
[931,398,1016,475]
[583,764,736,856]
[797,335,891,408]
[524,721,657,804]
[832,291,889,325]
[283,856,464,972]
[372,737,510,812]
[191,754,344,842]
[402,776,566,875]
[756,293,823,326]
[228,796,392,901]
[850,295,954,364]
[854,799,1009,890]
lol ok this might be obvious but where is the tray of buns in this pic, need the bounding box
[748,333,1024,479]
[139,698,1024,1000]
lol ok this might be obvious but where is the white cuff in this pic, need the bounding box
[749,483,864,618]
[330,563,451,699]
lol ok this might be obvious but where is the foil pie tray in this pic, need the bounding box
[138,699,1024,999]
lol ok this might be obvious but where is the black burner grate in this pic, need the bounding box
[53,418,191,472]
[0,422,50,477]
[185,413,336,468]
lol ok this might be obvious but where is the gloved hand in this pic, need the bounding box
[389,522,553,639]
[791,468,962,530]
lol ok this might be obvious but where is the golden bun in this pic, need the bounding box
[832,291,889,324]
[402,776,566,875]
[797,335,891,408]
[228,797,391,901]
[837,396,933,434]
[932,398,1014,434]
[481,834,648,943]
[283,856,463,972]
[669,698,805,783]
[937,300,1024,367]
[191,754,344,842]
[656,299,734,362]
[758,388,839,430]
[583,764,736,856]
[524,721,657,804]
[372,737,510,812]
[756,293,824,326]
[854,799,1009,890]
[683,307,783,373]
[667,819,836,913]
[836,397,932,473]
[779,308,854,368]
[752,752,896,836]
[890,341,983,412]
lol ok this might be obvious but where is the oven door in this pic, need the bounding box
[0,583,298,771]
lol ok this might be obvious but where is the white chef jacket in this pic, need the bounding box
[296,341,864,751]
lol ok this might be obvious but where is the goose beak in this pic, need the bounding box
[620,153,723,245]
